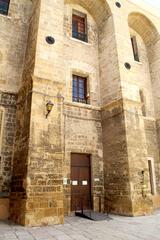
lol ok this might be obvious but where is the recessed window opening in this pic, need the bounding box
[72,75,88,104]
[131,36,140,62]
[72,10,88,42]
[148,159,156,195]
[0,0,10,16]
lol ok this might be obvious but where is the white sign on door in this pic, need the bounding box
[82,180,88,185]
[72,180,78,186]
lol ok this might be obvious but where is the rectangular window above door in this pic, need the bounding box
[0,0,10,15]
[72,13,88,42]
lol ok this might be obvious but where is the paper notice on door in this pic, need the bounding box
[82,180,88,185]
[63,178,68,185]
[72,180,78,185]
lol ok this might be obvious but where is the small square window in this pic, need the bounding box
[72,75,88,104]
[0,0,10,16]
[72,12,88,42]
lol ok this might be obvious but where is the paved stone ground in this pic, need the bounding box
[0,211,160,240]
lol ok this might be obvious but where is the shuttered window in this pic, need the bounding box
[0,0,10,15]
[131,36,140,62]
[72,75,87,104]
[72,13,88,42]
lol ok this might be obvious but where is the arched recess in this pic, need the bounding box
[64,0,123,215]
[128,12,160,199]
[128,12,158,46]
[64,0,120,105]
[128,12,160,118]
[64,0,111,25]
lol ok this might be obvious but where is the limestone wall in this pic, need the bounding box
[0,0,160,224]
[102,100,133,215]
[0,0,32,92]
[64,3,100,106]
[0,92,16,193]
[9,0,41,225]
[63,103,103,214]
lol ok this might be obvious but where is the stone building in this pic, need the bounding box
[0,0,160,226]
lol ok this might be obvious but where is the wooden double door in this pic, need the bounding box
[71,153,91,211]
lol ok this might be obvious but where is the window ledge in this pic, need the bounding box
[64,101,100,111]
[134,60,142,65]
[0,13,11,19]
[70,37,91,46]
[142,116,155,121]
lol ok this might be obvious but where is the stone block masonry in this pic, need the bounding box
[0,0,160,226]
[0,92,17,193]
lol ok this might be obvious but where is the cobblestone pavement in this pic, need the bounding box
[0,211,160,240]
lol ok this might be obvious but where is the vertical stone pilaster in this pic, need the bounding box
[24,79,64,226]
[10,0,65,226]
[102,100,133,215]
[123,99,153,215]
[10,0,41,225]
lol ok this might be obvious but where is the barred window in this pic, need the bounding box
[0,0,10,15]
[72,13,88,42]
[72,75,87,104]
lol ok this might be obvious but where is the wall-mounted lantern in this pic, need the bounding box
[46,100,54,118]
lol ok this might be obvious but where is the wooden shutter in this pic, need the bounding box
[72,13,87,42]
[72,75,87,104]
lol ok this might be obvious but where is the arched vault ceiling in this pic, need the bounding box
[64,0,112,24]
[128,12,159,46]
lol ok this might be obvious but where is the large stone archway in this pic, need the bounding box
[128,12,158,46]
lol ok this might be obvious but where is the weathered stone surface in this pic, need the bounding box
[0,92,17,193]
[0,0,160,225]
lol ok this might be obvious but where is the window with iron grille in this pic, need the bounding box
[72,13,88,42]
[0,0,10,15]
[72,75,87,104]
[131,36,140,62]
